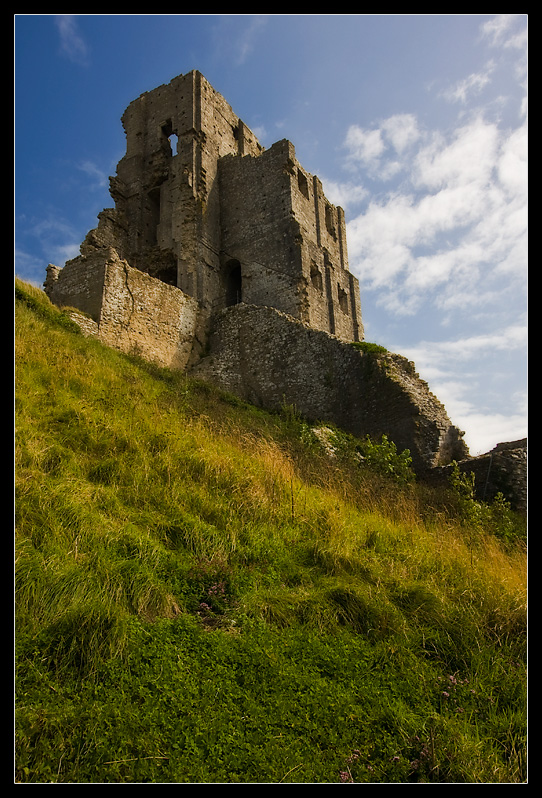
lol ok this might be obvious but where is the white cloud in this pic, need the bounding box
[441,402,526,456]
[344,125,385,167]
[343,113,421,180]
[320,178,368,210]
[412,117,499,191]
[345,110,527,321]
[480,14,527,50]
[341,14,527,328]
[55,15,90,66]
[497,124,527,197]
[440,62,495,104]
[381,114,421,153]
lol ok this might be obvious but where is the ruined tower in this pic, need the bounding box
[48,70,362,347]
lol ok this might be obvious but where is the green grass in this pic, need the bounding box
[14,278,527,783]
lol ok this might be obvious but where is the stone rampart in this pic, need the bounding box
[191,303,468,472]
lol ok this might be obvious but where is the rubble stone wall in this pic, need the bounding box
[428,439,527,513]
[191,303,468,472]
[46,249,201,371]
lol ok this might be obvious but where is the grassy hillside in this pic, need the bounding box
[14,279,527,783]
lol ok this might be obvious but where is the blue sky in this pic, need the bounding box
[14,14,528,456]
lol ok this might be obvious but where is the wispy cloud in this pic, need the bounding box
[342,12,527,313]
[320,179,368,211]
[77,160,108,190]
[55,15,90,66]
[440,61,496,104]
[234,16,268,66]
[343,113,420,180]
[15,211,82,283]
[398,324,527,370]
[480,14,527,50]
[337,14,527,452]
[394,324,527,454]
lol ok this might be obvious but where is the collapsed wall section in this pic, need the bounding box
[191,303,468,472]
[427,440,527,513]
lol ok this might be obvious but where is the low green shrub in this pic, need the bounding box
[350,341,388,355]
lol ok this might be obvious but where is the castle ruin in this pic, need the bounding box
[46,71,361,357]
[46,70,511,484]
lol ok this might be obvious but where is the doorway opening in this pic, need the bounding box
[225,259,242,306]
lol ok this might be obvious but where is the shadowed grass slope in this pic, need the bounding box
[15,279,527,783]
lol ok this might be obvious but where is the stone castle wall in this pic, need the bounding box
[47,250,201,371]
[218,139,362,342]
[191,303,468,473]
[81,70,361,342]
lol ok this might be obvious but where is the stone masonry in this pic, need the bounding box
[57,70,362,345]
[427,439,527,513]
[42,70,525,505]
[191,303,468,473]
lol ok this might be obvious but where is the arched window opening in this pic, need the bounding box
[168,133,178,154]
[161,120,178,156]
[225,259,242,306]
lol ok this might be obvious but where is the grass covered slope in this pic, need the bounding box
[15,279,527,783]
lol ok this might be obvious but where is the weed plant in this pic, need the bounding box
[15,279,527,783]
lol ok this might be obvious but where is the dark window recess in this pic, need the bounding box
[310,262,323,291]
[297,169,309,199]
[338,285,349,315]
[225,259,242,306]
